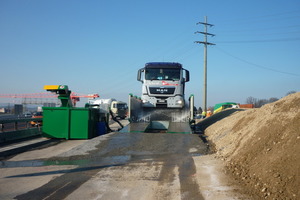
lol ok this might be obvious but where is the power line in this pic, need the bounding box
[216,47,300,76]
[219,30,300,38]
[217,24,300,34]
[171,45,198,61]
[216,37,300,44]
[218,9,300,24]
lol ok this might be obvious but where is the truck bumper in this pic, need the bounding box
[142,96,184,108]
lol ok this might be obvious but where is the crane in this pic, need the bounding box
[69,93,100,106]
[0,92,100,106]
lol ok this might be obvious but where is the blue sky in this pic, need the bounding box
[1,0,300,108]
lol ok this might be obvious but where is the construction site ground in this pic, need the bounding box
[0,92,299,199]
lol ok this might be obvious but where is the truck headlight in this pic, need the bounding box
[176,100,183,105]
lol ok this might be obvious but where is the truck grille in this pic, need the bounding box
[149,87,175,94]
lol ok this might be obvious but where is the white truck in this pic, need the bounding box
[137,62,190,108]
[88,98,128,119]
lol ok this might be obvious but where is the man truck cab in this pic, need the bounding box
[137,62,189,108]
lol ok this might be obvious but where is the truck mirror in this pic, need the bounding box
[137,68,143,82]
[185,70,190,82]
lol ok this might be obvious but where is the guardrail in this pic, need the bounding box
[0,118,43,143]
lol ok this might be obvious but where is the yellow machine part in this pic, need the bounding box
[44,85,60,90]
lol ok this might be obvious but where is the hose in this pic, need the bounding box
[109,109,124,131]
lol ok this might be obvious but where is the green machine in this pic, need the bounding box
[42,85,102,139]
[213,102,238,114]
[44,85,73,107]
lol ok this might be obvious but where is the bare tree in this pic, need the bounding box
[286,91,296,96]
[269,97,279,103]
[256,99,268,108]
[246,96,279,108]
[246,96,257,105]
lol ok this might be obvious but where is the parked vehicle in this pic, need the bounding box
[88,98,128,119]
[30,112,43,127]
[24,112,32,118]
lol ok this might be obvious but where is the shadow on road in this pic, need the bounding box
[5,164,124,178]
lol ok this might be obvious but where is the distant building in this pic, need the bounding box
[14,104,23,115]
[43,103,56,107]
[0,108,6,113]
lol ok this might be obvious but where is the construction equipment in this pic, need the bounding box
[44,85,73,107]
[88,98,128,119]
[213,102,239,114]
[122,62,195,134]
[30,112,43,127]
[0,91,99,106]
[70,93,99,106]
[42,85,106,139]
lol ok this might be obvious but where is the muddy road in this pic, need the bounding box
[0,132,246,200]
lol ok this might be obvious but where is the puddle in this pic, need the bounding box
[0,160,45,168]
[190,153,202,157]
[0,155,131,168]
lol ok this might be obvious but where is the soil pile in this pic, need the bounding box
[203,92,300,199]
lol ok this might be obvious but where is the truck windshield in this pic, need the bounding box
[113,103,127,109]
[117,104,127,109]
[145,68,180,81]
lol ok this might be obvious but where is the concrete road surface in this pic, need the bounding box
[0,132,248,200]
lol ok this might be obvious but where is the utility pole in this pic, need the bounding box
[195,16,215,112]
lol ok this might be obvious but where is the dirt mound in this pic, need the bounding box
[203,92,300,199]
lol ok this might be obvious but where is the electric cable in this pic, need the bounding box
[216,37,300,44]
[216,46,300,77]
